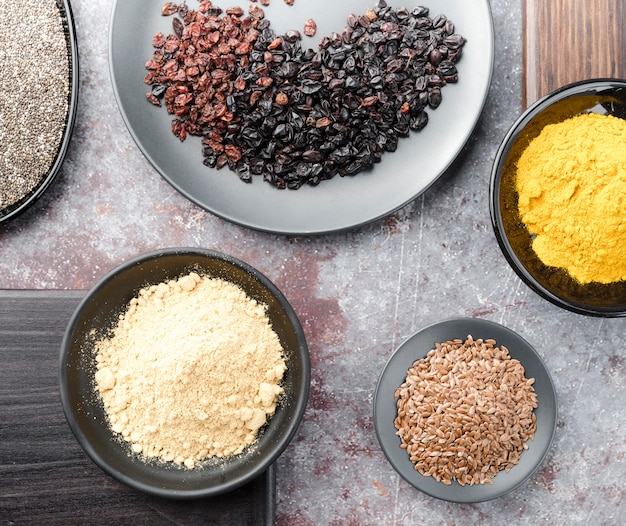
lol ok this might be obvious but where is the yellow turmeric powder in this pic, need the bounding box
[516,112,626,284]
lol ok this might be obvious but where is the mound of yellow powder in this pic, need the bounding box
[516,112,626,284]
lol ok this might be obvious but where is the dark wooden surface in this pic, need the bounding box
[523,0,626,107]
[0,290,275,525]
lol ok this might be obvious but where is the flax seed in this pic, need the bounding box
[393,336,538,486]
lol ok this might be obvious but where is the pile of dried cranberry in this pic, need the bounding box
[145,0,465,189]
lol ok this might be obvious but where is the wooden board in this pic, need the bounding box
[523,0,626,108]
[0,290,275,525]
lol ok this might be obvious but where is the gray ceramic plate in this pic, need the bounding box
[373,318,557,503]
[109,0,493,234]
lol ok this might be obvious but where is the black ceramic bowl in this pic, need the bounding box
[59,248,310,499]
[490,78,626,316]
[0,0,79,225]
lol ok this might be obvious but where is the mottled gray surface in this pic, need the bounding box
[1,0,625,524]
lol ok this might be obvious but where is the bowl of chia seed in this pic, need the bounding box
[0,0,79,225]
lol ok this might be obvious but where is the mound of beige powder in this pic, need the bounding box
[93,272,286,469]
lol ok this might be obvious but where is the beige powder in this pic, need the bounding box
[93,272,286,469]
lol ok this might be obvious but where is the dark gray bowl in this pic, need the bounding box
[0,0,79,224]
[374,318,557,503]
[490,78,626,317]
[59,248,310,499]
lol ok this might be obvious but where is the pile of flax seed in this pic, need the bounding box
[394,336,538,486]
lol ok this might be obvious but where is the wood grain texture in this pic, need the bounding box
[0,291,274,525]
[523,0,626,107]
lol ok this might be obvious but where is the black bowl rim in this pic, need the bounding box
[59,247,310,499]
[0,0,80,225]
[489,77,626,317]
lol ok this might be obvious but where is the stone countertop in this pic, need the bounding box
[1,0,624,524]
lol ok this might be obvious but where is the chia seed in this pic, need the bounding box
[0,0,71,212]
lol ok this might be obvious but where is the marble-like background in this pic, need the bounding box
[1,0,624,524]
